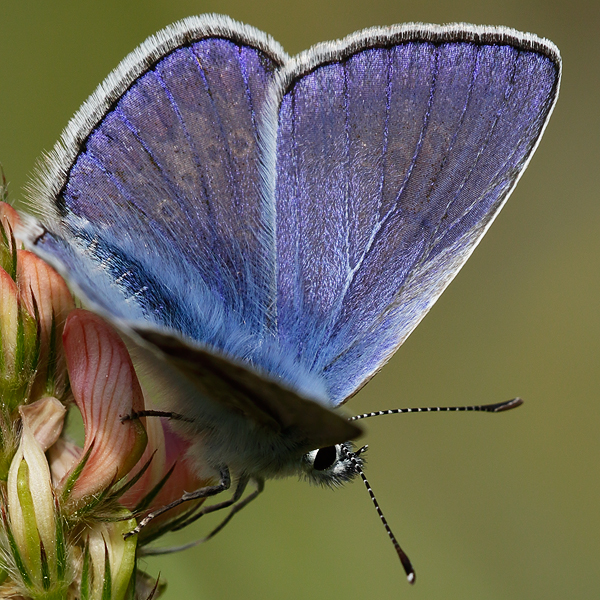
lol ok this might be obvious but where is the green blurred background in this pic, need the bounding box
[1,1,598,599]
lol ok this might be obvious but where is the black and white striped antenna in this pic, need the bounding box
[342,444,415,584]
[350,397,522,422]
[346,396,523,584]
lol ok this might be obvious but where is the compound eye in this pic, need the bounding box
[313,445,338,471]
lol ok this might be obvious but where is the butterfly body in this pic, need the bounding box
[129,330,361,481]
[23,15,560,487]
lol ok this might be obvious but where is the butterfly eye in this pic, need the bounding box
[312,446,338,471]
[302,442,364,487]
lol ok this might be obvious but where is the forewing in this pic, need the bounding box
[26,15,286,350]
[271,24,561,404]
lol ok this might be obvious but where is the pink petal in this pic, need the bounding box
[19,396,66,451]
[154,423,210,509]
[119,416,167,508]
[47,438,83,486]
[0,202,21,238]
[61,309,147,506]
[120,418,208,516]
[17,250,75,399]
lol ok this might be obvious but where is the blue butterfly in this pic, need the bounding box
[23,15,560,582]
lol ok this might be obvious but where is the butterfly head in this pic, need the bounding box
[300,441,366,488]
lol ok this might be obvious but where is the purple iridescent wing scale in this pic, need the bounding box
[25,15,362,450]
[24,20,560,446]
[270,25,561,404]
[29,17,284,349]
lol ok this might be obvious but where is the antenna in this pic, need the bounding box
[341,445,416,584]
[345,397,523,582]
[350,397,523,422]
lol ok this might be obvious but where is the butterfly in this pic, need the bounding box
[22,14,560,582]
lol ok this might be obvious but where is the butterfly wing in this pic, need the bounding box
[25,15,361,452]
[28,15,285,348]
[269,24,561,404]
[134,328,360,450]
[23,19,560,461]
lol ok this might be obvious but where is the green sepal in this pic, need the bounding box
[0,415,18,481]
[16,458,42,581]
[4,505,33,588]
[0,167,8,203]
[44,310,58,396]
[81,543,91,600]
[0,203,17,281]
[61,441,94,504]
[54,497,67,582]
[101,542,112,600]
[133,461,175,515]
[107,454,155,506]
[2,301,41,412]
[40,541,51,591]
[132,569,167,600]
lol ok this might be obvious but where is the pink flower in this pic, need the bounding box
[55,308,210,532]
[0,206,73,414]
[0,202,19,230]
[0,199,211,598]
[0,266,20,381]
[120,415,208,536]
[59,309,148,508]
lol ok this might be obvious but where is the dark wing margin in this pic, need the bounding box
[267,23,561,404]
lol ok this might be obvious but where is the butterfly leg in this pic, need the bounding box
[173,476,265,539]
[171,474,250,530]
[127,466,231,537]
[121,409,194,423]
[138,478,266,557]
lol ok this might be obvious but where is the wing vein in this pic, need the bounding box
[427,48,520,250]
[113,102,199,235]
[324,47,523,376]
[416,46,482,252]
[344,45,440,284]
[316,45,441,371]
[189,48,239,210]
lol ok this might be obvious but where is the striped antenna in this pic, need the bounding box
[341,446,416,585]
[350,397,522,422]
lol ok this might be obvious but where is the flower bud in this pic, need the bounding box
[0,202,20,281]
[0,267,38,414]
[82,516,137,600]
[17,251,74,401]
[0,266,38,480]
[5,419,70,598]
